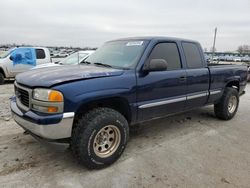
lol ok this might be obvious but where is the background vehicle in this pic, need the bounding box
[11,37,248,169]
[0,47,51,84]
[242,56,250,62]
[33,50,95,69]
[212,56,219,62]
[57,52,69,58]
[218,55,226,61]
[204,54,210,63]
[233,56,242,62]
[225,55,234,61]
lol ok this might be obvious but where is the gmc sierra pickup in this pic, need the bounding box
[10,37,248,169]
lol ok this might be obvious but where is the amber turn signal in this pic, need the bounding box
[47,106,59,113]
[48,91,63,102]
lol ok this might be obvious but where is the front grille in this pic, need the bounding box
[15,85,30,108]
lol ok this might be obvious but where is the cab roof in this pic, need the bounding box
[109,36,199,44]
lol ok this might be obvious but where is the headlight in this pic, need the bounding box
[32,88,63,113]
[33,89,63,102]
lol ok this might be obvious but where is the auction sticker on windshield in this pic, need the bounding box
[126,41,143,46]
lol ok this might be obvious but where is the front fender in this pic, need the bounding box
[67,88,137,123]
[74,88,132,106]
[52,70,137,120]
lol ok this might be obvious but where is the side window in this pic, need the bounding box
[149,42,181,70]
[36,49,46,59]
[182,42,203,68]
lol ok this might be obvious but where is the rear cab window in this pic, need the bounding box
[182,42,203,69]
[35,49,46,59]
[148,42,182,70]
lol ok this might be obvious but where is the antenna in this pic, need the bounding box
[211,27,217,63]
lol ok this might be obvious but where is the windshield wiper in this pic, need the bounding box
[81,60,91,65]
[93,62,113,68]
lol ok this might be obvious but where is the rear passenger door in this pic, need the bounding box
[137,42,187,121]
[182,42,209,109]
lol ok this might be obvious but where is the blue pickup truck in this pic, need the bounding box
[11,37,248,169]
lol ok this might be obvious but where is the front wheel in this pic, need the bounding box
[71,108,129,169]
[214,87,239,120]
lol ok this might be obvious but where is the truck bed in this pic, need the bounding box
[208,64,248,97]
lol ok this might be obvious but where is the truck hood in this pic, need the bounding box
[16,65,124,88]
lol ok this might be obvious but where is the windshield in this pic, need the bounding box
[84,40,147,69]
[0,48,15,59]
[59,52,89,65]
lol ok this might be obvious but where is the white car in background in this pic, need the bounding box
[225,55,234,61]
[0,47,51,84]
[33,50,95,69]
[233,56,242,62]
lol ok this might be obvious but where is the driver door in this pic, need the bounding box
[137,42,187,121]
[9,48,36,76]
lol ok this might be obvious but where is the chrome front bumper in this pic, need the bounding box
[11,99,74,140]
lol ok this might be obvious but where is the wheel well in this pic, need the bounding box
[226,80,239,91]
[0,68,5,78]
[73,97,132,126]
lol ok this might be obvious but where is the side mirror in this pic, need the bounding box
[143,59,168,72]
[9,54,22,61]
[9,55,14,61]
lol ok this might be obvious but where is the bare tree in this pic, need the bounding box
[237,45,250,54]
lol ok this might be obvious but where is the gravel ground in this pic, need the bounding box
[0,82,250,188]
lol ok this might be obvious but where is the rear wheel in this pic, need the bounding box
[214,87,239,120]
[0,73,4,85]
[71,108,129,169]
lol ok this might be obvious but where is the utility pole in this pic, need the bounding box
[211,27,217,63]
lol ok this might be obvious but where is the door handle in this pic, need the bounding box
[179,76,187,81]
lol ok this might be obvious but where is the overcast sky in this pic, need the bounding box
[0,0,249,51]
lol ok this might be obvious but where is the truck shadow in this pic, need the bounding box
[3,80,15,85]
[3,107,221,174]
[25,106,221,172]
